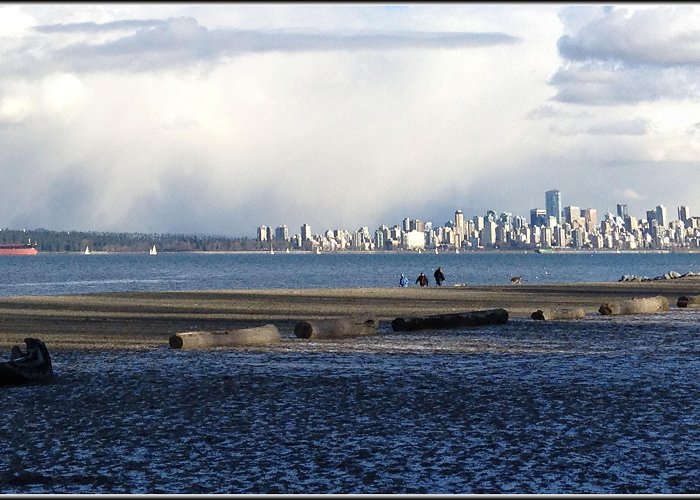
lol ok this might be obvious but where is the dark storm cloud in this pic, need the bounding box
[551,6,700,105]
[28,16,519,74]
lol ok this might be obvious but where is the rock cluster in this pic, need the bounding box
[618,271,700,282]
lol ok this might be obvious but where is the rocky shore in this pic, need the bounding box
[1,278,699,351]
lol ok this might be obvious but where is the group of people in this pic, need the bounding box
[399,267,445,287]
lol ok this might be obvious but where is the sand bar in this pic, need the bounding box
[0,279,699,350]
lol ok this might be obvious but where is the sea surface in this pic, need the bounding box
[1,251,700,494]
[0,250,697,296]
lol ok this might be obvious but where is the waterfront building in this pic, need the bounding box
[275,225,289,241]
[545,189,562,224]
[679,206,691,223]
[404,230,426,250]
[257,225,268,242]
[563,206,581,226]
[301,224,312,243]
[482,219,498,247]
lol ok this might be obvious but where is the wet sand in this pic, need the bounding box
[1,279,699,350]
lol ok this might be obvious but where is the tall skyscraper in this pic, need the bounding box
[545,190,562,224]
[301,223,312,243]
[454,210,464,247]
[678,206,691,222]
[655,205,668,228]
[616,204,628,219]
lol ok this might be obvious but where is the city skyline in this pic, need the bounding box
[1,4,699,236]
[257,188,697,252]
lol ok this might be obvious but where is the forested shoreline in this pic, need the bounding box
[0,228,264,253]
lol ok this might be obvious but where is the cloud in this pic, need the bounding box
[551,5,700,104]
[12,17,519,75]
[614,188,644,201]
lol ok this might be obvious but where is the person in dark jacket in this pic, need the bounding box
[434,267,446,286]
[416,272,429,287]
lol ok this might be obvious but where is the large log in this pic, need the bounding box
[531,308,585,321]
[0,338,53,386]
[677,295,700,308]
[294,315,378,339]
[169,324,281,349]
[598,295,669,316]
[391,308,509,332]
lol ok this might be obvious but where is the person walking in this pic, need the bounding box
[416,272,429,287]
[434,267,446,286]
[399,274,409,287]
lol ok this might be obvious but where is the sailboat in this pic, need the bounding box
[84,246,91,255]
[149,245,157,255]
[270,245,275,255]
[455,247,460,254]
[434,247,439,254]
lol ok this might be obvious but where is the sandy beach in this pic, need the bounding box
[1,279,699,351]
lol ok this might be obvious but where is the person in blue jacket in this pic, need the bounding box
[399,274,409,287]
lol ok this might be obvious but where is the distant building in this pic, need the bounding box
[454,210,464,248]
[545,189,562,224]
[530,208,547,227]
[563,205,581,226]
[257,225,268,242]
[617,204,628,220]
[655,205,668,228]
[275,225,289,241]
[301,223,312,243]
[678,206,691,222]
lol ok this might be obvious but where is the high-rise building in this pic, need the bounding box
[454,210,464,248]
[616,204,628,219]
[275,225,289,241]
[678,206,691,222]
[655,205,668,228]
[545,189,562,224]
[301,224,312,243]
[530,208,547,227]
[581,208,598,231]
[257,225,268,242]
[563,205,581,226]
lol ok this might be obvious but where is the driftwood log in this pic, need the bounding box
[391,308,509,332]
[598,295,670,316]
[169,324,281,349]
[294,315,378,339]
[531,308,586,321]
[677,295,700,308]
[0,337,53,386]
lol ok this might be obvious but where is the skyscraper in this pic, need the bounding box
[545,190,562,224]
[678,206,691,222]
[616,204,628,219]
[655,205,668,228]
[454,210,464,247]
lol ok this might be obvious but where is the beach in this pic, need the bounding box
[1,279,699,350]
[3,280,700,493]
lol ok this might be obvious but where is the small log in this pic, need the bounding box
[169,324,281,349]
[294,315,378,339]
[391,308,509,332]
[677,295,700,308]
[598,295,669,316]
[531,308,585,321]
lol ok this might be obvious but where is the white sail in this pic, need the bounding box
[150,245,157,255]
[84,246,91,255]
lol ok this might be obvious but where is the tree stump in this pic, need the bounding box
[598,296,669,316]
[677,295,700,308]
[391,308,509,332]
[294,315,378,339]
[169,324,281,349]
[531,308,585,321]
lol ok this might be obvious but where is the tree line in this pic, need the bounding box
[0,228,267,253]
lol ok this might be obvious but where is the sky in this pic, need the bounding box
[1,2,699,237]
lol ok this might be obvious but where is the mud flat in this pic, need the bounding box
[0,278,699,350]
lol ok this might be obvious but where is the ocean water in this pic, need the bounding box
[2,251,700,494]
[0,250,697,296]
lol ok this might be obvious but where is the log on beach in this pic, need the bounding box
[677,295,700,308]
[598,295,670,316]
[531,307,586,321]
[391,308,509,332]
[294,315,378,339]
[169,324,281,349]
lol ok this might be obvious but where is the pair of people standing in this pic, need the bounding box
[405,267,445,287]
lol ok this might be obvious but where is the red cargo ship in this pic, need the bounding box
[0,243,39,255]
